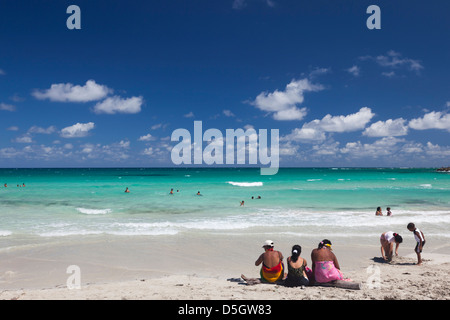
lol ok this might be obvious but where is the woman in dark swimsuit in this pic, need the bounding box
[284,245,310,287]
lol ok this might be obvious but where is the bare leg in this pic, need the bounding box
[241,274,261,285]
[416,252,422,265]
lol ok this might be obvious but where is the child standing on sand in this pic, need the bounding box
[407,223,426,265]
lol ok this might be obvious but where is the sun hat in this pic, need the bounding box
[263,240,274,247]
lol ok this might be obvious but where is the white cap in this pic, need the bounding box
[263,240,274,247]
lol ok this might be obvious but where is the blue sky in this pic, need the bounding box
[0,0,449,168]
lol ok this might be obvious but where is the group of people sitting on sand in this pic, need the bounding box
[243,239,348,287]
[246,222,427,286]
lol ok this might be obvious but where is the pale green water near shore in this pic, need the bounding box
[0,167,448,243]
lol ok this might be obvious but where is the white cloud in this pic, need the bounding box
[409,111,450,132]
[80,143,96,154]
[272,107,308,121]
[360,50,423,73]
[309,67,330,78]
[305,107,375,133]
[400,141,423,154]
[60,122,95,138]
[223,109,235,117]
[363,118,409,137]
[381,71,395,78]
[425,142,450,157]
[282,127,326,142]
[28,125,57,135]
[346,65,360,77]
[340,137,405,158]
[13,135,33,144]
[250,78,323,121]
[93,96,143,114]
[0,103,16,112]
[118,140,130,149]
[2,145,72,161]
[0,147,21,158]
[151,123,164,130]
[282,107,375,142]
[33,80,111,102]
[138,133,156,142]
[141,142,171,159]
[6,126,19,131]
[184,111,195,118]
[0,69,5,75]
[278,141,300,156]
[78,141,131,161]
[142,147,154,155]
[312,141,341,156]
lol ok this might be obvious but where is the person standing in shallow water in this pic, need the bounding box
[386,207,392,216]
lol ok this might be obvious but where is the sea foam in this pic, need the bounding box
[227,181,263,187]
[76,208,112,215]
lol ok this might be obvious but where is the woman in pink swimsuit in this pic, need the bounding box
[310,239,345,283]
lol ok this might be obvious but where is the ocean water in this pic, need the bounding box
[0,167,449,248]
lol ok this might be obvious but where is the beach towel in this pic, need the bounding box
[260,262,284,283]
[314,261,344,283]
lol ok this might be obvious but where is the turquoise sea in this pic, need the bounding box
[0,167,449,248]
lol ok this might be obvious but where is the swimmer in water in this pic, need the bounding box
[125,187,130,193]
[240,201,245,206]
[197,191,202,196]
[375,207,383,216]
[169,188,174,195]
[386,207,392,216]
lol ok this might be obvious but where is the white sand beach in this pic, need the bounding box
[1,234,449,300]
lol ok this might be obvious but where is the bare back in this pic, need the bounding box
[311,248,340,269]
[255,250,283,268]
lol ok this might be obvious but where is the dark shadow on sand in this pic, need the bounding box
[371,256,416,266]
